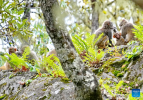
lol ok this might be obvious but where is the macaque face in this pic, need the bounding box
[102,20,114,29]
[113,33,121,39]
[16,51,22,57]
[119,19,127,29]
[9,47,17,54]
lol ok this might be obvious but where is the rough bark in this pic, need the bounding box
[91,0,99,34]
[39,0,102,100]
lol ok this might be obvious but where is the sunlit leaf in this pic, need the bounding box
[0,0,3,7]
[18,10,24,15]
[103,10,107,14]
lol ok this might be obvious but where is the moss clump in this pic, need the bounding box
[0,83,7,89]
[102,58,118,68]
[48,93,51,99]
[137,80,143,88]
[60,87,64,91]
[113,70,120,76]
[61,78,70,83]
[101,58,118,73]
[0,94,7,99]
[129,82,135,87]
[39,96,47,99]
[117,73,123,77]
[42,89,47,91]
[9,73,15,79]
[111,59,126,68]
[26,79,32,86]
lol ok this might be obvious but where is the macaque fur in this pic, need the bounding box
[113,33,127,46]
[119,19,135,43]
[46,49,57,60]
[94,20,114,49]
[40,49,57,73]
[21,45,39,66]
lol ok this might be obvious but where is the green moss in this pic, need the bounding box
[48,93,51,99]
[117,73,123,77]
[102,58,118,68]
[137,80,143,88]
[44,79,52,86]
[61,78,70,83]
[10,95,16,100]
[0,94,7,99]
[111,60,126,68]
[124,68,128,72]
[134,77,138,82]
[24,97,28,99]
[42,89,47,91]
[39,96,47,100]
[122,82,127,86]
[129,82,135,87]
[9,73,15,79]
[60,87,64,91]
[113,70,120,76]
[0,82,7,89]
[138,73,141,77]
[92,68,99,74]
[26,79,32,86]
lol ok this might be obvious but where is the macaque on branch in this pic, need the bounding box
[94,20,114,49]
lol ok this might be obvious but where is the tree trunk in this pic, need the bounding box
[21,0,31,45]
[91,0,99,34]
[39,0,102,100]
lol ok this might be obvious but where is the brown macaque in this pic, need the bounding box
[113,33,127,46]
[40,49,58,73]
[94,20,114,49]
[46,49,57,61]
[9,47,17,54]
[0,62,11,71]
[21,45,39,66]
[0,47,20,70]
[15,51,22,57]
[119,19,135,43]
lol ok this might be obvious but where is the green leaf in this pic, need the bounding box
[2,1,9,8]
[0,0,3,7]
[115,80,123,92]
[9,27,15,31]
[7,3,13,9]
[18,10,24,15]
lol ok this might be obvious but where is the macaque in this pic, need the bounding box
[119,19,135,43]
[21,45,39,66]
[113,33,127,46]
[0,47,21,70]
[0,62,11,71]
[46,49,57,60]
[40,49,58,73]
[9,47,17,54]
[16,51,22,57]
[94,20,114,49]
